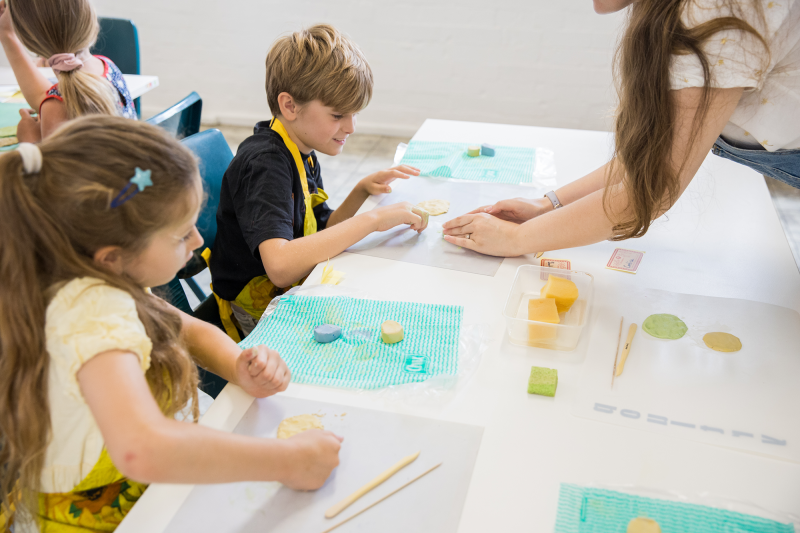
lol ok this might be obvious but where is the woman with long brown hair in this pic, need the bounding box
[442,0,799,255]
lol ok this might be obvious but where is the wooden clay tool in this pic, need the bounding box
[321,462,442,533]
[615,323,638,377]
[325,451,420,519]
[611,317,624,389]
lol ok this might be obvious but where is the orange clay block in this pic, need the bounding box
[528,297,560,341]
[539,275,579,313]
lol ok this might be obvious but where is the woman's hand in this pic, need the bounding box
[442,212,523,257]
[16,108,41,143]
[467,197,551,223]
[234,345,291,398]
[357,164,420,195]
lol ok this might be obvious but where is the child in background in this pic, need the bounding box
[0,0,136,143]
[210,24,427,339]
[0,117,342,532]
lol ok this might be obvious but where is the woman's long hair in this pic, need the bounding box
[608,0,767,239]
[7,0,119,118]
[0,116,202,522]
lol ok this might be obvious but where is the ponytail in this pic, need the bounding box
[55,68,119,119]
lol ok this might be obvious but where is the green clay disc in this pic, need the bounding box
[642,313,688,340]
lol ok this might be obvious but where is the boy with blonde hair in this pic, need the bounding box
[210,24,426,339]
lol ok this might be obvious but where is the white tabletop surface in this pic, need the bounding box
[0,66,158,100]
[118,119,800,532]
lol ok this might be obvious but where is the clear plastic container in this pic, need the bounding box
[503,265,594,351]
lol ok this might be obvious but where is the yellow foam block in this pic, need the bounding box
[527,297,559,341]
[540,275,578,313]
[467,145,481,157]
[381,320,404,344]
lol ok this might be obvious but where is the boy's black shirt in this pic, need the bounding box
[209,121,333,301]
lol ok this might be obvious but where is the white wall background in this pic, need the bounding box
[92,0,628,136]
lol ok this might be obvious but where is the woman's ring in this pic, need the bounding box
[466,234,472,240]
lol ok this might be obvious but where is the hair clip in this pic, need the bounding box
[110,167,153,208]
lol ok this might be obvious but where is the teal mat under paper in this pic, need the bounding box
[399,140,535,184]
[555,484,794,533]
[239,295,463,389]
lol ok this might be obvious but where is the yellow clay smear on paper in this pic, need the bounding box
[321,259,344,285]
[703,331,742,352]
[540,275,578,313]
[277,414,324,439]
[415,199,450,216]
[528,297,559,341]
[627,517,661,533]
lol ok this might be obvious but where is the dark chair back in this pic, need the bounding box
[91,17,141,116]
[181,128,233,248]
[147,92,203,140]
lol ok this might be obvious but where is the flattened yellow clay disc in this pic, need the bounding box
[627,517,661,533]
[415,199,450,216]
[277,414,324,439]
[703,331,742,352]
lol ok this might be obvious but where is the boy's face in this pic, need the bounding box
[280,96,357,156]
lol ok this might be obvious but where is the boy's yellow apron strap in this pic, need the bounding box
[269,117,318,237]
[201,248,241,343]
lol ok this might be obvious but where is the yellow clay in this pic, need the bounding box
[381,320,404,344]
[540,275,579,313]
[527,297,559,341]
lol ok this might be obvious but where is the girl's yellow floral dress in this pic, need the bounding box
[4,277,155,532]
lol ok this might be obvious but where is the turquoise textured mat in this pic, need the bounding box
[555,484,795,533]
[0,102,28,152]
[399,140,535,184]
[239,295,463,389]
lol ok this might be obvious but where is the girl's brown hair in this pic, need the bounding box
[7,0,119,118]
[0,116,201,521]
[607,0,767,240]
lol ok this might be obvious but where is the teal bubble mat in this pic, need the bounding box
[399,140,535,184]
[555,484,795,533]
[239,295,463,389]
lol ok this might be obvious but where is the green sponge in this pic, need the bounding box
[528,366,558,397]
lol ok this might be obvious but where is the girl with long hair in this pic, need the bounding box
[0,0,137,144]
[442,0,799,255]
[0,117,342,532]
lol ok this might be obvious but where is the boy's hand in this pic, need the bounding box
[234,345,291,398]
[372,201,429,233]
[358,165,420,195]
[279,430,343,490]
[16,109,41,143]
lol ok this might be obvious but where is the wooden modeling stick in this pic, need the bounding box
[615,323,638,377]
[321,463,442,533]
[324,451,420,519]
[611,317,623,389]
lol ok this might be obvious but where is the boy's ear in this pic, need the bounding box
[277,92,299,121]
[93,246,126,275]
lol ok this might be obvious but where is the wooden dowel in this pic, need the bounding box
[615,323,638,377]
[321,463,442,533]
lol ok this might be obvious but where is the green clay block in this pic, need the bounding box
[642,313,688,340]
[528,366,558,397]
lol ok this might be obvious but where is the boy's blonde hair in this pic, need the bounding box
[265,24,373,116]
[8,0,119,119]
[0,116,202,521]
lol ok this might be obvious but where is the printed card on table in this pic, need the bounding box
[606,248,644,274]
[540,258,571,280]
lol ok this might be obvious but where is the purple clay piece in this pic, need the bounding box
[314,324,342,343]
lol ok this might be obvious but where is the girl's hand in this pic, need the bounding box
[371,201,428,233]
[358,165,420,195]
[442,212,522,257]
[16,108,41,143]
[280,429,343,490]
[467,197,550,224]
[234,345,291,398]
[0,1,15,40]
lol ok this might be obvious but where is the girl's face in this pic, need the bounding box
[593,0,636,13]
[125,210,203,288]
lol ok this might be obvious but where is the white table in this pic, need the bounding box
[118,119,800,532]
[0,66,158,99]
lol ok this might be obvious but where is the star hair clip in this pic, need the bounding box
[111,167,153,208]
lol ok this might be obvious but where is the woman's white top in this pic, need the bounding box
[671,0,800,150]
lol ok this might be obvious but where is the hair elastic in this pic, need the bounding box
[47,53,84,73]
[110,167,153,208]
[17,143,43,174]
